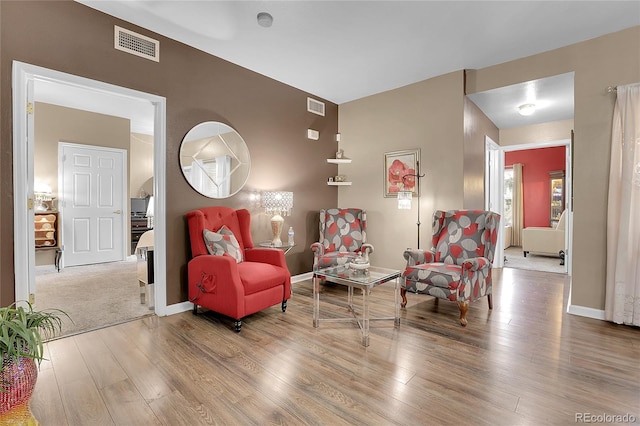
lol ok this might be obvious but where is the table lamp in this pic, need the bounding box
[261,191,293,246]
[34,182,53,212]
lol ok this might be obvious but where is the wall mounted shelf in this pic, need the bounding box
[327,181,352,186]
[326,158,352,164]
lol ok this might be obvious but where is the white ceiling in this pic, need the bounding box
[467,72,575,129]
[45,1,638,132]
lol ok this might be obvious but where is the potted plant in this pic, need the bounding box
[0,302,67,424]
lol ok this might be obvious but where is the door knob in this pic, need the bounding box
[114,210,122,214]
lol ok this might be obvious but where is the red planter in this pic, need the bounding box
[0,356,38,424]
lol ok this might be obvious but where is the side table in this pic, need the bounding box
[312,265,401,347]
[258,242,295,255]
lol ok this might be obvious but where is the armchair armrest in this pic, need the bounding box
[310,242,324,256]
[461,257,492,271]
[188,254,244,309]
[403,249,437,266]
[361,243,374,255]
[244,248,287,269]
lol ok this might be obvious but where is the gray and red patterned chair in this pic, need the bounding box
[186,206,291,332]
[310,208,374,270]
[401,209,500,326]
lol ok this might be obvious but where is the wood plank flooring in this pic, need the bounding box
[30,268,640,425]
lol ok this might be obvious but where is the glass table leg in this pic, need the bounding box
[313,274,320,328]
[362,287,370,347]
[394,276,401,327]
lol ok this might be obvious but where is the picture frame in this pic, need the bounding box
[383,149,420,198]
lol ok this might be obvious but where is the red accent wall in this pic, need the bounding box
[505,147,565,227]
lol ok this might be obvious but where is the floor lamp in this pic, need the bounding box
[397,161,425,249]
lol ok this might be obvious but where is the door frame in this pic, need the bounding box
[486,138,572,275]
[12,61,169,315]
[58,142,128,268]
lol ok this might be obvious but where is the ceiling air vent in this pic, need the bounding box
[114,25,159,62]
[307,97,325,116]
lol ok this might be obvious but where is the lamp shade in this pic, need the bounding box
[34,182,52,195]
[261,191,293,216]
[397,191,412,209]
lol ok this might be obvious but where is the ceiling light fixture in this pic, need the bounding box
[518,103,536,116]
[257,12,273,28]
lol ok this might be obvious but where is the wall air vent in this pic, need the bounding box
[114,25,159,62]
[307,97,325,116]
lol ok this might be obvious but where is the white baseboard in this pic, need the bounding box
[293,272,313,283]
[162,301,193,316]
[566,303,606,320]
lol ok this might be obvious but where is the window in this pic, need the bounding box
[182,156,231,198]
[504,168,514,226]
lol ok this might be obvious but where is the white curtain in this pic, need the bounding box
[512,163,524,246]
[605,82,640,326]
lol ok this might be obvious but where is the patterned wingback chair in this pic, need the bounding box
[401,210,500,326]
[310,208,374,269]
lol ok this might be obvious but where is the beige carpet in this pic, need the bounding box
[503,246,565,274]
[35,256,153,337]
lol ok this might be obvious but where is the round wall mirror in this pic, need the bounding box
[179,121,251,198]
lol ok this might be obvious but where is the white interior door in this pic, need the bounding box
[59,143,126,267]
[485,136,504,267]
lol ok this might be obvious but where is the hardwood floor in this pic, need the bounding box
[31,268,639,425]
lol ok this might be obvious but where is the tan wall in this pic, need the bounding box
[34,102,131,198]
[338,71,466,271]
[341,26,639,312]
[130,133,154,198]
[0,1,338,306]
[463,97,499,208]
[468,26,640,311]
[34,102,131,265]
[500,119,574,146]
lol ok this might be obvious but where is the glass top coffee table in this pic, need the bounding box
[312,265,401,347]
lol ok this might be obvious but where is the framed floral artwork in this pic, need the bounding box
[383,149,420,197]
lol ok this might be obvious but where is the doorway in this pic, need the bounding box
[12,61,168,327]
[487,139,572,275]
[469,72,574,275]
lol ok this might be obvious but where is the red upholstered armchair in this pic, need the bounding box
[186,206,291,332]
